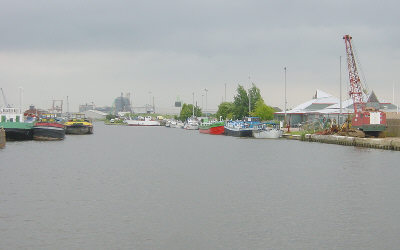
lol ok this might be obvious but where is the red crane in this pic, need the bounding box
[343,35,386,136]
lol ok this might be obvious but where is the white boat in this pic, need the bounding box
[252,128,283,138]
[125,116,161,126]
[176,121,185,129]
[169,120,178,128]
[184,118,199,130]
[252,123,283,139]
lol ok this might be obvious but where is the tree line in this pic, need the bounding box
[216,84,275,121]
[177,83,275,121]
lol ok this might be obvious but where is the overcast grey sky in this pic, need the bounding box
[0,0,399,112]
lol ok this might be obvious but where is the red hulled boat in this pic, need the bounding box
[33,114,65,141]
[209,121,225,135]
[199,121,224,135]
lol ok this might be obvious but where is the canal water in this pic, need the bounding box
[1,122,400,249]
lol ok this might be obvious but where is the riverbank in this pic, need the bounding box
[283,133,400,151]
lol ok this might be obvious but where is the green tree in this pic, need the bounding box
[106,114,116,120]
[216,102,235,120]
[179,103,202,121]
[248,83,263,112]
[250,99,275,121]
[233,85,249,119]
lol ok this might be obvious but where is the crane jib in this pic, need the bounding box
[343,35,387,133]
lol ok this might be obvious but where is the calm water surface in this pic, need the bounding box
[1,122,400,249]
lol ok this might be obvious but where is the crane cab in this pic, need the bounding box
[352,110,386,134]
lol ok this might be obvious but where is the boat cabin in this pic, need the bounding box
[38,114,60,123]
[0,107,24,123]
[68,113,91,123]
[245,117,261,123]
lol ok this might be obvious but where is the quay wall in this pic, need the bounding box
[303,134,400,151]
[0,128,5,149]
[386,119,400,137]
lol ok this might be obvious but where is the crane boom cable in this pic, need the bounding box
[343,35,365,113]
[351,39,369,96]
[0,88,8,107]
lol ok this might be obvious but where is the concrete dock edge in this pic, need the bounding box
[284,133,400,151]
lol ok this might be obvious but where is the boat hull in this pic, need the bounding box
[65,125,93,135]
[4,128,33,140]
[199,128,210,134]
[126,120,161,126]
[33,126,65,141]
[0,122,34,140]
[224,127,252,137]
[252,129,282,139]
[185,125,199,130]
[209,125,224,135]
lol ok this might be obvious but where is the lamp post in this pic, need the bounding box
[148,91,152,113]
[340,56,342,124]
[201,94,204,111]
[204,88,208,117]
[18,87,23,110]
[192,92,195,117]
[284,67,287,126]
[248,76,251,114]
[224,83,227,102]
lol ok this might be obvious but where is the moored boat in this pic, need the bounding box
[253,128,282,139]
[224,121,252,137]
[33,114,65,141]
[65,114,93,135]
[169,120,178,128]
[224,117,260,137]
[252,122,283,139]
[0,107,33,140]
[125,116,161,126]
[199,121,211,134]
[184,118,199,130]
[209,121,225,135]
[176,121,185,128]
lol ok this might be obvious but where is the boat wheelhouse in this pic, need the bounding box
[0,107,33,140]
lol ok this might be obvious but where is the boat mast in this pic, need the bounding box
[192,92,195,117]
[19,87,23,111]
[67,96,69,117]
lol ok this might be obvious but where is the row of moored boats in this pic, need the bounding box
[0,107,93,141]
[138,116,283,138]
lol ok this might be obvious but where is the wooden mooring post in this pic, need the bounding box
[0,128,5,149]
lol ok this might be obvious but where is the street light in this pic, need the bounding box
[192,92,195,117]
[204,88,208,117]
[284,67,287,125]
[148,91,152,113]
[248,76,251,114]
[201,94,204,111]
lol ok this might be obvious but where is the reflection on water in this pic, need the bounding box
[1,122,399,249]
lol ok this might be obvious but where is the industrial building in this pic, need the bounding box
[79,103,95,112]
[113,93,132,114]
[82,110,108,120]
[274,89,398,126]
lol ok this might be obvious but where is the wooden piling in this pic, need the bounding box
[0,128,5,149]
